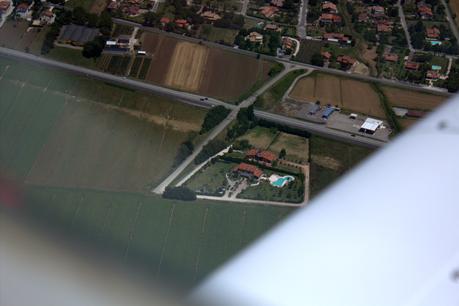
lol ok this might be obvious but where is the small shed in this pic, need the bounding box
[359,118,383,134]
[322,107,335,119]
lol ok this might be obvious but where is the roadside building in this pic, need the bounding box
[358,13,369,23]
[426,70,440,80]
[15,1,33,20]
[322,32,352,45]
[259,5,279,18]
[160,16,171,25]
[57,24,100,46]
[322,107,335,119]
[0,0,13,27]
[175,19,190,29]
[233,163,263,179]
[246,31,263,43]
[359,118,383,134]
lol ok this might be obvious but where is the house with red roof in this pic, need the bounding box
[160,16,171,25]
[175,19,189,29]
[259,5,279,18]
[405,61,420,71]
[321,51,332,60]
[246,149,277,166]
[319,13,342,25]
[337,55,356,68]
[417,3,433,19]
[233,163,263,179]
[270,0,284,7]
[321,1,337,13]
[377,21,393,33]
[383,53,399,62]
[426,70,440,79]
[426,26,440,39]
[322,32,352,44]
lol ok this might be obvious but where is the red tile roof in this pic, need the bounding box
[160,17,171,24]
[234,163,263,178]
[383,53,399,62]
[257,150,277,162]
[337,55,356,65]
[426,26,440,39]
[405,61,420,70]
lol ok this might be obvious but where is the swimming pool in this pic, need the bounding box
[269,175,295,188]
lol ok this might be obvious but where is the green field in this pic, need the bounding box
[22,186,290,288]
[0,56,294,288]
[309,136,373,197]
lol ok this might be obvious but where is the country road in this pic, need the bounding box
[441,0,459,49]
[297,0,308,39]
[152,65,295,194]
[397,0,414,52]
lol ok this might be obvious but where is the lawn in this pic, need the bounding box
[237,126,279,149]
[184,160,235,195]
[46,47,101,70]
[268,132,309,164]
[309,136,373,197]
[65,0,95,11]
[254,69,306,111]
[200,25,239,45]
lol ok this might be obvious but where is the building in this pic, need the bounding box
[264,23,280,31]
[426,70,440,80]
[259,6,279,18]
[337,55,356,66]
[15,1,33,20]
[160,17,171,25]
[322,32,352,44]
[404,61,420,71]
[383,53,399,62]
[246,31,263,43]
[377,22,393,33]
[426,26,440,39]
[322,107,335,119]
[319,13,342,25]
[321,1,337,13]
[39,7,56,25]
[246,149,277,165]
[321,51,332,61]
[0,0,13,27]
[175,19,189,29]
[368,5,385,18]
[233,163,263,179]
[359,118,383,134]
[57,24,100,46]
[417,3,433,19]
[201,11,221,22]
[270,0,284,7]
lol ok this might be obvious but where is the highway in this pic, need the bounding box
[113,18,453,97]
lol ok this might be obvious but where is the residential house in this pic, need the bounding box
[0,0,13,26]
[271,0,284,7]
[368,5,385,18]
[160,16,171,25]
[175,19,190,29]
[321,51,332,61]
[126,5,140,17]
[417,3,433,19]
[201,11,221,22]
[404,61,420,70]
[377,21,393,33]
[39,7,55,25]
[107,0,119,10]
[321,1,337,13]
[259,5,279,18]
[233,163,263,179]
[426,70,440,79]
[15,1,33,20]
[383,53,399,62]
[246,31,263,43]
[264,23,280,31]
[323,32,352,44]
[246,149,277,166]
[282,36,296,52]
[319,13,342,25]
[358,13,369,23]
[337,55,356,68]
[426,26,440,40]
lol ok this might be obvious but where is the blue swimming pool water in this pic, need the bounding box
[271,176,294,187]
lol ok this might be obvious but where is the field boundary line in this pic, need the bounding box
[193,207,210,281]
[156,203,176,277]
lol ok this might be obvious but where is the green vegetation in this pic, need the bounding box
[46,47,100,69]
[200,105,231,134]
[22,186,292,287]
[163,186,197,201]
[199,25,239,45]
[309,136,373,197]
[105,55,131,75]
[185,160,235,195]
[372,84,401,133]
[195,139,228,164]
[255,69,306,110]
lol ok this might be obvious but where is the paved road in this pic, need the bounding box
[441,0,459,49]
[241,0,250,15]
[152,66,294,194]
[114,18,452,97]
[397,0,414,52]
[297,0,308,39]
[196,195,305,207]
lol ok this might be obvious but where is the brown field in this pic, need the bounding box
[268,133,309,163]
[140,32,273,101]
[382,86,447,111]
[398,118,418,130]
[165,42,208,91]
[289,73,386,118]
[237,126,278,149]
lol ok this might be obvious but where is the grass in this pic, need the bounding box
[106,55,131,75]
[22,185,293,288]
[112,24,133,37]
[268,132,309,164]
[309,136,373,197]
[237,126,279,149]
[46,47,100,70]
[200,25,239,45]
[254,69,306,110]
[184,160,234,195]
[65,0,95,11]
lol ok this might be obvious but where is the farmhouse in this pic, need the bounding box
[259,5,279,18]
[359,118,383,134]
[246,149,277,165]
[383,53,399,62]
[233,163,263,179]
[201,11,221,22]
[319,13,342,25]
[246,31,263,43]
[321,1,337,13]
[404,61,420,71]
[58,24,100,46]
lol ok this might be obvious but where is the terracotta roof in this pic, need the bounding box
[337,55,356,65]
[383,53,399,62]
[201,11,221,21]
[322,1,337,11]
[257,150,277,162]
[246,148,258,157]
[426,70,440,79]
[160,17,171,24]
[405,61,420,70]
[377,23,392,32]
[259,5,279,18]
[320,13,342,23]
[271,0,284,7]
[426,27,440,38]
[321,51,332,59]
[234,163,263,178]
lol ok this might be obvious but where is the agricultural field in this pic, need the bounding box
[139,32,274,102]
[381,86,448,111]
[289,73,387,119]
[0,56,207,191]
[309,136,373,197]
[22,185,292,288]
[0,21,47,55]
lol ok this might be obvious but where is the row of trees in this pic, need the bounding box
[200,105,231,134]
[163,186,197,201]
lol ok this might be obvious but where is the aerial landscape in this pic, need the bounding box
[0,0,456,292]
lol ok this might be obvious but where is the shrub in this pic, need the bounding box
[162,186,196,201]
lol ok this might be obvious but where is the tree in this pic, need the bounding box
[163,186,196,201]
[279,148,286,159]
[200,105,230,134]
[82,37,104,58]
[143,12,158,26]
[97,11,113,35]
[72,7,88,25]
[310,52,324,66]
